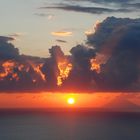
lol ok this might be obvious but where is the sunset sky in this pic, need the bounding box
[0,0,139,57]
[0,0,140,109]
[0,92,139,108]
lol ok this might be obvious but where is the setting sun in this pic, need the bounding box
[67,97,75,105]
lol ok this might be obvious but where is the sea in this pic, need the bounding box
[0,109,140,140]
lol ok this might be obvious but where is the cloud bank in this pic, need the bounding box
[0,17,140,93]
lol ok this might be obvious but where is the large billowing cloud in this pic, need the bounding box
[0,16,140,93]
[87,17,140,91]
[0,37,46,92]
[62,44,96,92]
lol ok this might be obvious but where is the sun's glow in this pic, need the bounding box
[67,97,75,105]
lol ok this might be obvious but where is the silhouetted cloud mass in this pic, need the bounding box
[0,17,140,93]
[87,17,140,91]
[0,36,19,59]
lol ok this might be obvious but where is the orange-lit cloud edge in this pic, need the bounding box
[51,31,73,37]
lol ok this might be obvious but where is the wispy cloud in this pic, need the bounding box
[51,31,73,37]
[56,39,68,43]
[41,5,131,14]
[122,3,140,9]
[9,32,26,41]
[66,0,131,4]
[65,0,140,10]
[9,32,26,37]
[34,13,55,20]
[40,0,139,15]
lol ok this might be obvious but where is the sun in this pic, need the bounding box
[67,97,75,105]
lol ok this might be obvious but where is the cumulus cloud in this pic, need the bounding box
[0,36,19,59]
[0,36,46,92]
[87,17,140,91]
[0,16,140,93]
[62,44,96,92]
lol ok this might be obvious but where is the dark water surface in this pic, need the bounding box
[0,109,140,140]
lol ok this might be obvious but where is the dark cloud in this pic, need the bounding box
[87,17,140,91]
[0,36,46,92]
[0,36,15,42]
[68,0,140,10]
[0,36,19,60]
[41,5,130,14]
[42,46,66,89]
[41,0,139,18]
[0,16,140,93]
[62,44,96,92]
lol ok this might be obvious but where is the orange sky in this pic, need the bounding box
[0,92,136,109]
